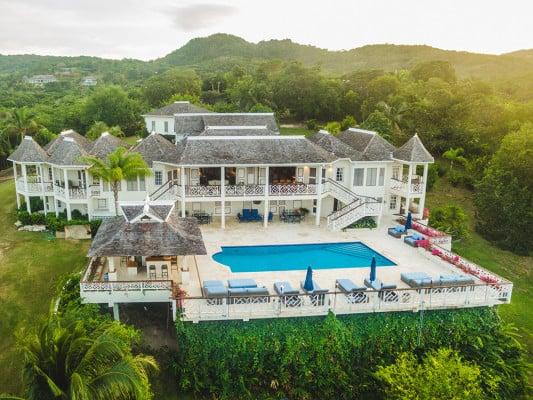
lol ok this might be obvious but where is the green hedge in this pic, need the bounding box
[15,211,101,236]
[346,216,377,229]
[173,309,526,400]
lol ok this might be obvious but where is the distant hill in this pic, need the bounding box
[1,33,532,82]
[158,34,533,81]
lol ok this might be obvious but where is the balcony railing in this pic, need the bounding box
[390,176,424,194]
[269,183,317,196]
[15,177,50,193]
[184,184,318,198]
[225,184,265,197]
[180,282,512,322]
[69,187,87,199]
[186,185,221,197]
[80,280,172,292]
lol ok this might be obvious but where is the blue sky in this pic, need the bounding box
[0,0,531,59]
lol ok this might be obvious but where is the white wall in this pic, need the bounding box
[144,116,175,135]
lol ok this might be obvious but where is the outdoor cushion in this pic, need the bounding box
[336,278,366,293]
[204,286,227,297]
[228,278,257,288]
[439,274,475,286]
[247,287,269,295]
[203,280,225,288]
[274,281,299,295]
[403,236,419,247]
[228,288,248,296]
[401,272,433,287]
[364,278,397,291]
[300,280,328,294]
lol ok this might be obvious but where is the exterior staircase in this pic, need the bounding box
[150,179,180,201]
[323,179,382,231]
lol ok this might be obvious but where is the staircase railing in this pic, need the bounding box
[150,179,180,201]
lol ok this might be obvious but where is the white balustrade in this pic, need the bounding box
[69,187,87,199]
[390,178,424,194]
[16,177,44,193]
[186,185,221,197]
[180,282,513,322]
[269,183,317,196]
[54,185,66,197]
[225,184,265,197]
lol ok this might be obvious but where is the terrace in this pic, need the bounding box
[177,216,512,322]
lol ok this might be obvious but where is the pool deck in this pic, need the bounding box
[186,216,473,297]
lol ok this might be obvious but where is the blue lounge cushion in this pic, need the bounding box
[300,280,328,294]
[439,274,475,285]
[394,226,406,233]
[228,278,257,288]
[228,287,248,296]
[204,285,227,297]
[364,278,397,291]
[274,281,299,295]
[247,287,269,295]
[203,280,225,288]
[336,278,366,293]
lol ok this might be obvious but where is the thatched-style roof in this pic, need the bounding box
[199,126,277,136]
[393,134,434,163]
[131,133,182,166]
[178,136,334,165]
[89,132,128,159]
[47,137,89,166]
[45,130,92,153]
[8,136,49,163]
[337,128,395,161]
[88,206,206,257]
[307,130,364,161]
[144,101,212,117]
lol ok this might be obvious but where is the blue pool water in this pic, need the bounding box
[212,242,396,273]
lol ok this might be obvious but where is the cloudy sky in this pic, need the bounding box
[1,0,531,60]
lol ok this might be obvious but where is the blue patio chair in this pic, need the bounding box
[388,226,407,238]
[403,233,425,247]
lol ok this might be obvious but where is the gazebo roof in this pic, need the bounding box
[393,134,434,163]
[8,136,48,163]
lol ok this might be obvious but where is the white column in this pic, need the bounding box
[13,164,21,209]
[21,163,28,193]
[418,164,429,219]
[263,166,269,228]
[405,163,413,216]
[221,166,225,229]
[180,168,186,217]
[63,169,71,219]
[315,165,323,226]
[40,165,47,215]
[112,303,120,321]
[171,300,177,322]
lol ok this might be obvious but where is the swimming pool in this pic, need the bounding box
[212,242,396,273]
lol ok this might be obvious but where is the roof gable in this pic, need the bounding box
[90,132,128,159]
[45,130,92,153]
[8,136,49,163]
[337,128,395,161]
[132,133,182,166]
[307,130,364,161]
[47,137,89,165]
[393,134,434,163]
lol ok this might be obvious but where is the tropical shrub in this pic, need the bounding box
[429,205,469,240]
[173,308,527,400]
[375,348,483,399]
[346,216,377,229]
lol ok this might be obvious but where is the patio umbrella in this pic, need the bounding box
[369,256,377,282]
[303,265,314,291]
[405,212,413,230]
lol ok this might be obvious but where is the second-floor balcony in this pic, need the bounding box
[15,177,53,194]
[390,175,424,195]
[53,183,87,200]
[182,183,318,198]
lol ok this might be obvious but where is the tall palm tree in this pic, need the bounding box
[82,147,151,216]
[377,101,408,135]
[5,108,38,144]
[442,147,467,171]
[20,315,158,400]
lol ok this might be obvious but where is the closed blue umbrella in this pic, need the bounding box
[369,256,377,282]
[405,212,413,230]
[303,265,314,291]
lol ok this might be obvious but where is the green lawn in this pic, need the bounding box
[426,178,532,360]
[123,135,142,145]
[0,180,90,395]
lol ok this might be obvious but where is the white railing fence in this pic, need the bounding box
[80,280,172,292]
[225,184,265,197]
[180,282,512,322]
[269,184,317,196]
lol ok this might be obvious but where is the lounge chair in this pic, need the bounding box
[403,233,425,247]
[300,280,329,306]
[388,226,407,238]
[228,278,258,288]
[439,274,475,286]
[400,272,433,287]
[227,279,269,303]
[202,280,227,305]
[336,278,368,304]
[364,278,399,302]
[237,209,263,222]
[274,281,301,307]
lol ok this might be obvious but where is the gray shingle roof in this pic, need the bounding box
[175,114,207,135]
[178,136,334,165]
[131,133,182,166]
[393,134,434,163]
[45,130,92,153]
[201,113,279,132]
[121,204,173,222]
[88,213,207,257]
[8,136,49,163]
[307,130,364,161]
[144,101,212,117]
[337,128,395,161]
[199,126,277,136]
[47,137,89,166]
[89,132,128,159]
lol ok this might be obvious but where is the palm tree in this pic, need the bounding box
[5,108,38,144]
[20,315,158,400]
[82,147,151,216]
[442,147,467,171]
[377,101,408,134]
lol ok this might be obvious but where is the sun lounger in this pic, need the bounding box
[228,285,270,303]
[388,226,406,238]
[365,278,399,302]
[364,278,397,291]
[336,279,368,304]
[300,280,328,306]
[439,274,475,286]
[404,233,425,247]
[202,280,227,304]
[274,281,302,306]
[401,272,433,287]
[336,278,367,293]
[228,278,258,288]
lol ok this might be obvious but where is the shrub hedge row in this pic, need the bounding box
[173,308,527,400]
[16,210,101,235]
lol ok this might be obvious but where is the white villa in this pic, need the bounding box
[8,101,512,322]
[24,74,58,85]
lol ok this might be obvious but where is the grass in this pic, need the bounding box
[123,135,142,145]
[0,179,90,395]
[426,178,532,360]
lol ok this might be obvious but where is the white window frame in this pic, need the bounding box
[378,168,385,186]
[97,199,108,210]
[353,168,364,186]
[335,167,344,182]
[127,178,138,191]
[164,121,169,133]
[366,168,377,186]
[389,195,397,210]
[154,171,163,186]
[151,120,155,132]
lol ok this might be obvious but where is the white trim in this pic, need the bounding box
[173,112,274,117]
[186,135,306,141]
[205,125,268,130]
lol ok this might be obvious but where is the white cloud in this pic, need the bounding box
[171,3,238,31]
